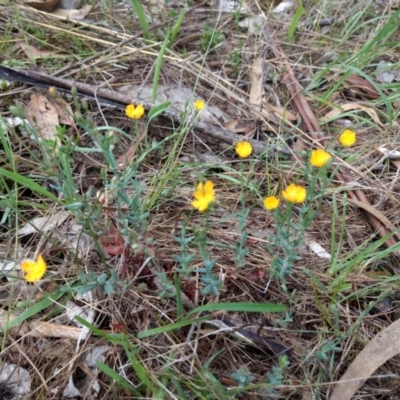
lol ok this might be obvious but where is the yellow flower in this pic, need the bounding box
[191,180,215,212]
[339,129,356,147]
[310,149,331,168]
[21,254,47,282]
[125,104,145,119]
[194,99,205,111]
[282,183,307,203]
[235,141,253,158]
[264,196,280,210]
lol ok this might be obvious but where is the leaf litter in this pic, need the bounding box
[1,0,400,398]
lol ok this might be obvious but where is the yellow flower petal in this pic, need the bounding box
[235,141,253,158]
[310,149,331,168]
[282,183,307,203]
[21,254,47,282]
[125,104,135,118]
[264,196,280,210]
[203,180,214,195]
[339,129,356,147]
[191,198,209,212]
[191,180,215,212]
[194,99,205,111]
[125,104,145,119]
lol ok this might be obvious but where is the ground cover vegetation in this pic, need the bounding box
[1,0,400,398]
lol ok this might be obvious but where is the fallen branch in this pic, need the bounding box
[0,65,287,156]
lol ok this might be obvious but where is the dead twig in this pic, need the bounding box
[0,65,288,156]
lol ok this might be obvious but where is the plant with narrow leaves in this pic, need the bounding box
[173,223,195,279]
[234,209,249,268]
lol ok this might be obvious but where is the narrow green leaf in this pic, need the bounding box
[288,5,304,42]
[75,315,127,342]
[130,0,149,40]
[2,292,64,333]
[170,376,189,399]
[147,102,170,125]
[122,343,158,393]
[96,361,142,396]
[174,273,183,322]
[169,10,185,47]
[187,302,286,317]
[0,167,61,203]
[137,315,210,339]
[137,303,285,339]
[152,30,170,103]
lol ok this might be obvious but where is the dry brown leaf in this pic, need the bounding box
[344,74,380,99]
[25,0,60,11]
[330,318,400,400]
[319,102,385,128]
[328,73,380,99]
[49,92,75,125]
[52,4,93,19]
[26,92,61,149]
[19,42,53,60]
[338,74,380,98]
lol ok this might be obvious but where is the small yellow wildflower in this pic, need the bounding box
[235,141,253,158]
[194,99,205,111]
[282,183,307,203]
[310,149,331,168]
[21,254,47,282]
[125,104,145,119]
[339,129,356,147]
[191,180,215,212]
[264,196,280,210]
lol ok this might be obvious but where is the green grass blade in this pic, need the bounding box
[96,361,142,396]
[174,273,183,322]
[152,29,170,103]
[137,315,210,339]
[75,315,128,342]
[288,5,304,42]
[122,343,158,393]
[0,167,61,203]
[137,303,285,339]
[130,0,150,40]
[168,10,185,47]
[170,376,189,399]
[147,102,170,125]
[2,292,64,333]
[186,302,286,317]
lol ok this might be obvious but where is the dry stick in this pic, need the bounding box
[0,65,279,155]
[0,312,100,339]
[267,29,400,256]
